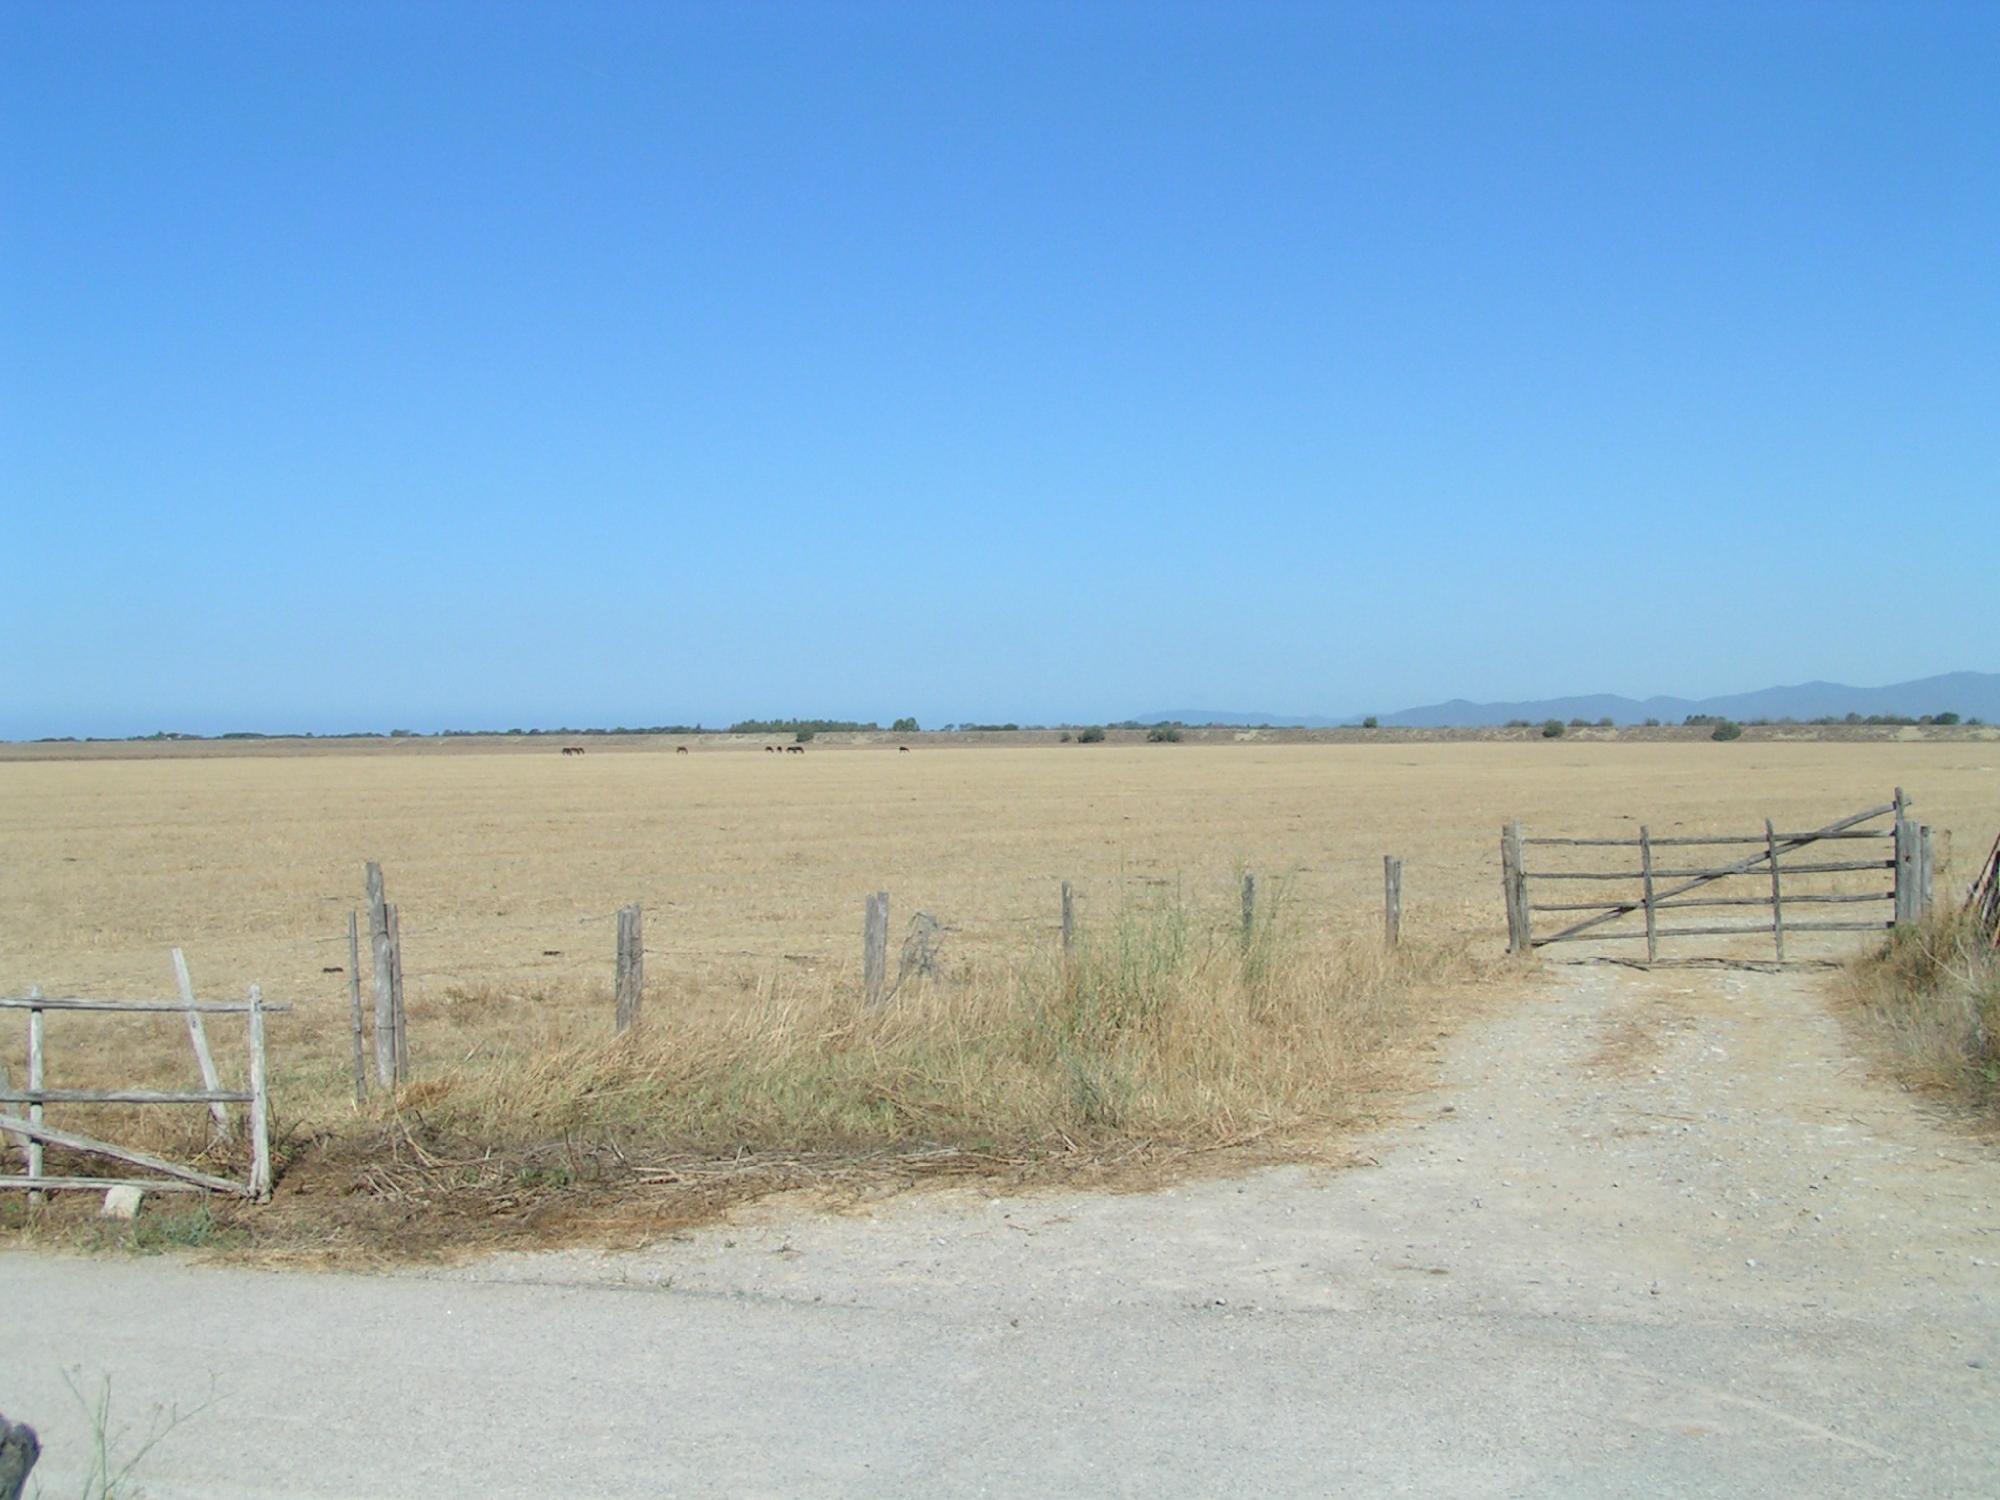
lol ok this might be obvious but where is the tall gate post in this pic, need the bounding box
[1894,817,1920,926]
[1502,822,1530,954]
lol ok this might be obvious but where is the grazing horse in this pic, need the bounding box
[764,745,778,753]
[785,744,806,754]
[675,746,689,755]
[897,745,910,753]
[561,745,586,756]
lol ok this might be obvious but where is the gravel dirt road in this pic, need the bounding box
[7,964,1997,1497]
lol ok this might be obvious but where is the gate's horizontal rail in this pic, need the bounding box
[0,1088,253,1106]
[1537,918,1891,945]
[0,996,291,1015]
[1525,829,1891,848]
[0,1174,205,1193]
[1532,891,1892,913]
[1530,858,1891,881]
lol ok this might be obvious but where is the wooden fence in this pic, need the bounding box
[0,960,282,1200]
[1501,792,1929,962]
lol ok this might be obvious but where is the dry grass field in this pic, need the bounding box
[2,736,1995,1256]
[5,737,1994,999]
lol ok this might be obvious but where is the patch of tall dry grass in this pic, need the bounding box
[1839,907,2000,1111]
[402,888,1476,1167]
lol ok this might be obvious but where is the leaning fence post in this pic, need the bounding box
[366,862,396,1086]
[1382,856,1403,947]
[172,948,233,1136]
[1060,880,1075,959]
[246,984,271,1201]
[1240,873,1256,952]
[347,911,367,1103]
[863,892,890,1006]
[615,903,644,1033]
[1502,823,1529,954]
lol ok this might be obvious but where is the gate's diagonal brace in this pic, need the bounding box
[1534,799,1897,948]
[0,1112,249,1196]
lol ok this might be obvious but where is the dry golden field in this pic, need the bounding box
[4,737,1995,1005]
[2,736,1996,1256]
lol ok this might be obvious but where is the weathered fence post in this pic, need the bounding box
[1382,856,1402,946]
[347,911,367,1102]
[1502,823,1529,954]
[1060,880,1075,959]
[1894,817,1921,926]
[387,903,408,1080]
[0,1410,40,1500]
[863,892,889,1007]
[1639,827,1658,965]
[25,988,43,1203]
[171,948,232,1136]
[366,862,396,1086]
[246,985,271,1201]
[1919,825,1935,919]
[1240,873,1256,952]
[1765,818,1787,960]
[614,903,644,1033]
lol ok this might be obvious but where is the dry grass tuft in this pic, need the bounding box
[1838,907,2000,1111]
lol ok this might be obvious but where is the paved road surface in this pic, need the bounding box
[6,966,1997,1496]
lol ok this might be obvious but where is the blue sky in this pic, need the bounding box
[4,2,1995,737]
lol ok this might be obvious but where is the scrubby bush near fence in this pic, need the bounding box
[1840,907,2000,1109]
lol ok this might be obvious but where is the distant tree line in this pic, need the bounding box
[726,719,881,735]
[26,708,1981,746]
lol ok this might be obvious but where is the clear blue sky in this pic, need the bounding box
[4,2,1994,737]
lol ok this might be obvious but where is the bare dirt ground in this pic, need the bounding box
[7,962,1997,1497]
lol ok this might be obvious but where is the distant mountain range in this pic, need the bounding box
[1141,671,2000,729]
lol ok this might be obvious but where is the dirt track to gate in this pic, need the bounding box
[7,965,1999,1497]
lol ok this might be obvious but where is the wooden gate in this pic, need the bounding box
[0,960,281,1201]
[1500,791,1934,962]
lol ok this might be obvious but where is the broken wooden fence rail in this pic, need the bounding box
[171,948,232,1136]
[0,989,284,1201]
